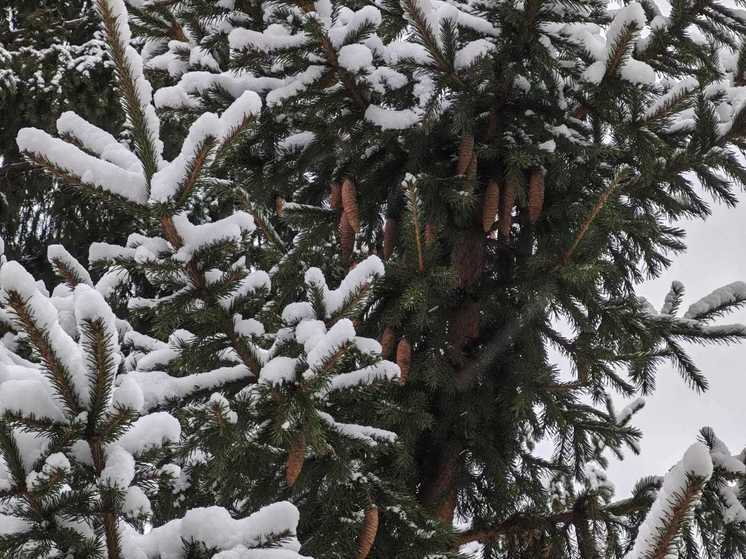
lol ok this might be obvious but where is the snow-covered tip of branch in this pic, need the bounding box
[56,111,142,172]
[304,255,385,318]
[129,501,303,556]
[95,0,163,174]
[683,281,746,320]
[48,245,93,287]
[150,92,261,203]
[16,128,148,204]
[625,442,713,559]
[171,211,255,261]
[0,260,90,412]
[364,105,420,130]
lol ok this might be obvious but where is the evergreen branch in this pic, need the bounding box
[96,0,160,183]
[5,291,82,417]
[79,318,118,435]
[558,168,632,268]
[0,422,26,491]
[405,179,425,273]
[172,137,218,209]
[456,494,652,545]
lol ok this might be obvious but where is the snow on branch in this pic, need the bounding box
[95,0,163,180]
[0,261,89,414]
[56,111,142,172]
[683,281,746,321]
[125,501,304,557]
[625,442,713,559]
[16,128,148,204]
[47,245,93,288]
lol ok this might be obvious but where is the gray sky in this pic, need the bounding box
[607,190,746,497]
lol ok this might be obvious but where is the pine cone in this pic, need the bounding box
[275,195,285,217]
[457,134,474,175]
[341,177,360,233]
[528,168,545,224]
[482,180,499,233]
[498,176,517,240]
[286,433,305,487]
[330,182,341,209]
[339,212,355,261]
[356,505,380,559]
[380,327,396,359]
[396,337,412,382]
[383,218,397,259]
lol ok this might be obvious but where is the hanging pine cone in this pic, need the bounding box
[424,223,437,245]
[482,180,499,233]
[383,218,397,259]
[275,195,285,217]
[380,327,396,359]
[341,177,360,233]
[528,168,545,224]
[457,134,474,175]
[339,212,355,261]
[356,505,380,559]
[396,337,412,382]
[286,433,305,487]
[498,175,517,240]
[330,182,341,209]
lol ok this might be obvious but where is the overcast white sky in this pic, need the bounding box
[605,191,746,497]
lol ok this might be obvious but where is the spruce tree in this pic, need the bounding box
[5,0,746,557]
[0,1,128,283]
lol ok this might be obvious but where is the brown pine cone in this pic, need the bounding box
[339,212,355,261]
[330,182,341,209]
[356,505,380,559]
[498,175,517,240]
[396,337,412,382]
[457,134,475,175]
[341,177,360,233]
[380,327,396,360]
[286,433,305,487]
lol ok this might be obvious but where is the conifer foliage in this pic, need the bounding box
[4,0,746,557]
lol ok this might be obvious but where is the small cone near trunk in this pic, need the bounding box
[356,505,380,559]
[396,337,412,382]
[341,177,360,232]
[457,134,475,175]
[482,180,499,233]
[339,212,355,261]
[330,182,341,209]
[528,168,545,224]
[380,327,396,359]
[383,218,397,259]
[286,433,305,487]
[498,175,517,240]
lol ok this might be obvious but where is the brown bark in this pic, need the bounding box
[482,180,499,233]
